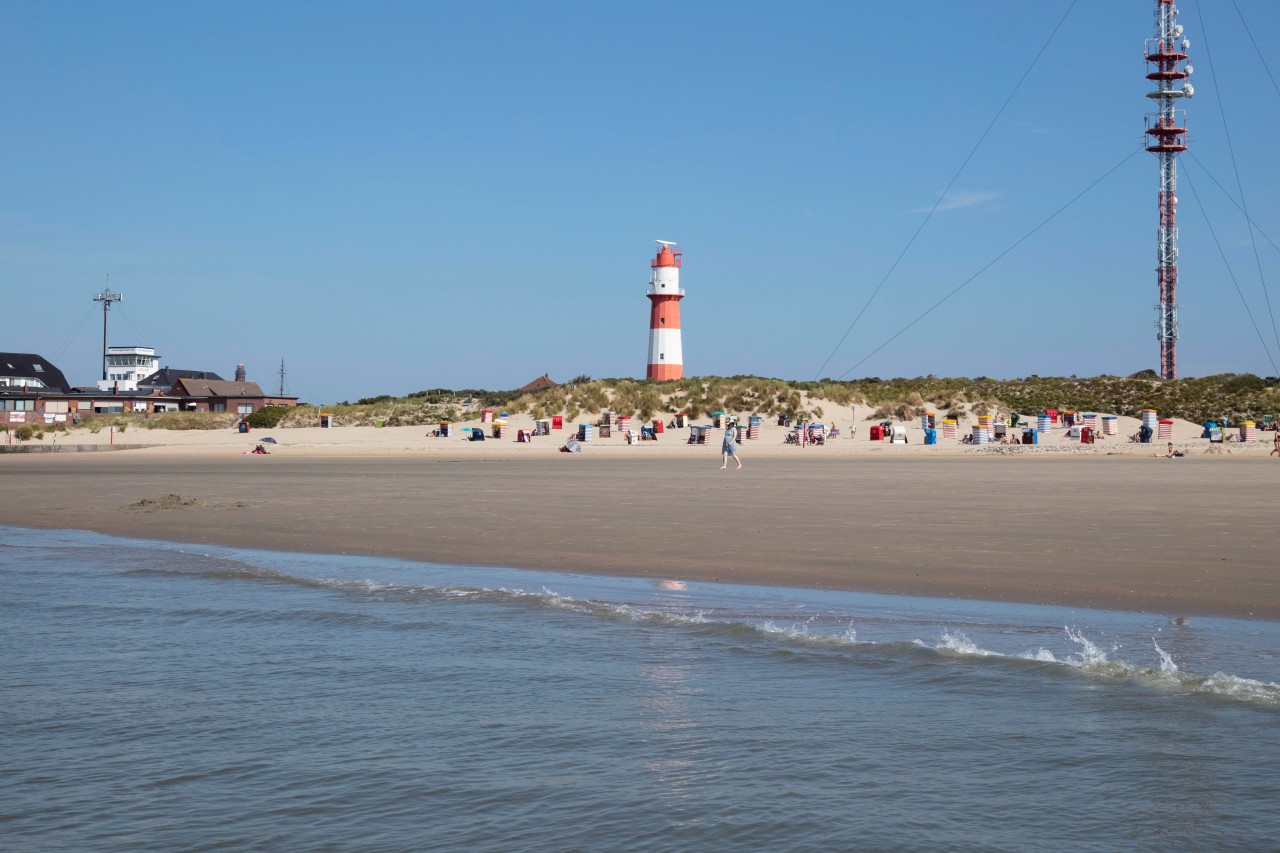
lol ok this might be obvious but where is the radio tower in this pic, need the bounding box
[1144,0,1194,380]
[92,281,123,382]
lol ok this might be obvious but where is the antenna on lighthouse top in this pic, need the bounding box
[655,239,677,246]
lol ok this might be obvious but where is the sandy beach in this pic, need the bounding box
[2,411,1275,619]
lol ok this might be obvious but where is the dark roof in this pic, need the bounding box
[518,373,557,393]
[0,353,72,393]
[140,367,225,388]
[172,377,267,398]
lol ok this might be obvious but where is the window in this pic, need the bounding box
[211,403,226,412]
[237,404,253,414]
[46,401,69,414]
[33,363,44,372]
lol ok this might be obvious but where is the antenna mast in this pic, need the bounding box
[1144,0,1194,380]
[93,280,123,382]
[278,358,287,397]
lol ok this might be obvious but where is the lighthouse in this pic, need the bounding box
[646,240,685,381]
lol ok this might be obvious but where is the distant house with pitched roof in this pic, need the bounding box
[518,373,557,393]
[139,367,224,391]
[1,353,72,393]
[169,377,295,414]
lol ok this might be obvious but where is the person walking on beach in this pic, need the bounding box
[721,419,742,470]
[1272,431,1280,458]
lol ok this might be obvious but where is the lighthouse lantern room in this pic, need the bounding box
[646,240,685,381]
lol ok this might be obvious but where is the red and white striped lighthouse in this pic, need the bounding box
[646,240,684,381]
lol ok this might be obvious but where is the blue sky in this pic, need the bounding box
[3,1,1278,402]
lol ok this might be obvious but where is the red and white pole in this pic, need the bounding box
[646,241,685,381]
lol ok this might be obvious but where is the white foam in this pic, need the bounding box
[919,629,1004,657]
[1196,672,1280,702]
[1152,638,1179,674]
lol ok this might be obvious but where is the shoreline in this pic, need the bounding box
[2,450,1276,621]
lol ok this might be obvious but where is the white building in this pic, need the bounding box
[97,346,161,392]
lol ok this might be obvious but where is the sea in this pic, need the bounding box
[3,524,1278,852]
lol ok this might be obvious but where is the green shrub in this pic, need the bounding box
[15,425,34,441]
[245,406,289,429]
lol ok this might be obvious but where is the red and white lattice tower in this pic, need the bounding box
[1144,0,1194,380]
[646,240,685,381]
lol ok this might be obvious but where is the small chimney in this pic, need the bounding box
[235,363,246,382]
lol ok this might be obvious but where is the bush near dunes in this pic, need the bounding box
[313,374,1280,426]
[244,406,290,429]
[507,374,1277,425]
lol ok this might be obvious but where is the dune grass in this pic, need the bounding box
[84,373,1275,431]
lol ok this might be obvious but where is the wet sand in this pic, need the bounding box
[1,452,1275,619]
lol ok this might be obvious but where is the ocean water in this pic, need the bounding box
[2,525,1278,852]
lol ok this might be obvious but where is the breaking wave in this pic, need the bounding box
[134,550,1280,708]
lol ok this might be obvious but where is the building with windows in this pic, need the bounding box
[1,353,73,420]
[97,346,161,392]
[1,353,72,393]
[169,377,294,414]
[1,352,296,426]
